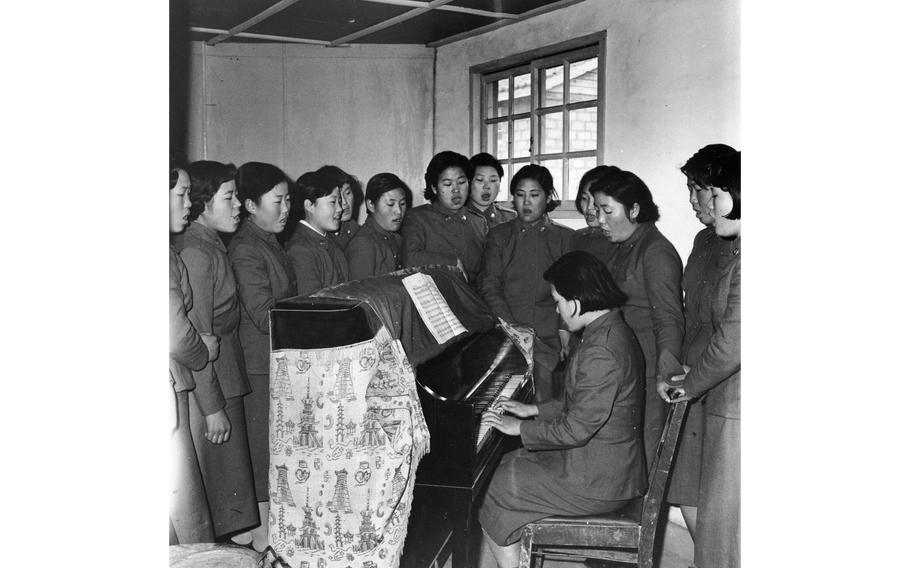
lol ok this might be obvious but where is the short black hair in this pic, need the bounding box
[365,172,413,210]
[186,160,237,222]
[316,164,363,212]
[706,151,741,220]
[237,162,290,218]
[423,150,471,202]
[509,164,560,212]
[291,170,337,221]
[543,251,628,313]
[574,165,620,215]
[169,158,187,190]
[589,167,659,223]
[681,144,738,188]
[469,152,503,178]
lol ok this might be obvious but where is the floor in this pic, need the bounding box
[468,507,694,568]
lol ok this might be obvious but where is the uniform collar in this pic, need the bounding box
[580,309,623,341]
[240,218,280,247]
[515,214,551,233]
[616,221,654,249]
[364,215,397,239]
[430,200,467,219]
[186,221,226,252]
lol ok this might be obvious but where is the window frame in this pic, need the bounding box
[470,32,607,213]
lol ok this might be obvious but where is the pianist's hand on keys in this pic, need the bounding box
[480,398,540,437]
[493,398,539,419]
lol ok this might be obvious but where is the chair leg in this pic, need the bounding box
[519,528,533,568]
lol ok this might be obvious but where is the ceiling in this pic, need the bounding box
[173,0,583,48]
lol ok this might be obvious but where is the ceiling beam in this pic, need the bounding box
[329,0,457,46]
[206,0,301,46]
[360,0,518,20]
[192,27,332,46]
[428,0,587,48]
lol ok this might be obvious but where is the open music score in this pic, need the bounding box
[402,272,468,344]
[473,373,527,451]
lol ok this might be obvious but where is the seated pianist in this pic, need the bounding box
[477,251,647,568]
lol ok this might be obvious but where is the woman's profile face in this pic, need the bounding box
[435,167,468,210]
[551,285,584,332]
[578,184,598,228]
[368,188,408,232]
[687,176,715,226]
[170,169,192,234]
[339,182,354,222]
[708,186,740,238]
[594,193,638,243]
[248,181,290,234]
[512,178,548,224]
[200,179,241,234]
[470,165,500,209]
[306,187,343,233]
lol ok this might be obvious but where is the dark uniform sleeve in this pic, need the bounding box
[229,241,275,334]
[345,235,378,281]
[520,343,620,450]
[684,260,740,398]
[179,246,226,416]
[642,241,685,381]
[169,257,208,371]
[478,227,517,322]
[401,211,459,268]
[287,241,325,297]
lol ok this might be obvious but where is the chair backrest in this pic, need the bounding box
[637,400,689,567]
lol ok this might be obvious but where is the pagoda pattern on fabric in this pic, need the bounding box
[268,326,430,568]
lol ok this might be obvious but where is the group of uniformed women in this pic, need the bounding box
[168,146,741,568]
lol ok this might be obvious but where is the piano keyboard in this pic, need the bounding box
[474,373,528,451]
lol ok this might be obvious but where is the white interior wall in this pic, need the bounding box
[185,41,435,215]
[434,0,740,258]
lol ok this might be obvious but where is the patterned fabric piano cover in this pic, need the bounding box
[268,325,430,568]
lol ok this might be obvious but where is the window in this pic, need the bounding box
[473,36,605,208]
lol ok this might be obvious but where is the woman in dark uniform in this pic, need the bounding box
[169,162,217,544]
[664,144,738,538]
[228,161,298,550]
[400,150,486,284]
[589,167,684,472]
[318,165,363,250]
[345,172,412,280]
[179,160,259,540]
[570,165,616,267]
[479,164,574,401]
[478,251,647,568]
[659,151,741,568]
[467,152,516,233]
[285,170,350,295]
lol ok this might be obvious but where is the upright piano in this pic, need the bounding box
[272,266,533,568]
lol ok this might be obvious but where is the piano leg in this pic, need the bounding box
[449,488,476,568]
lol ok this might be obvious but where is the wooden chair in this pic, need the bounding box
[518,400,690,568]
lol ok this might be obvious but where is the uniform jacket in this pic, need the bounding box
[468,202,517,235]
[169,245,207,393]
[683,236,740,419]
[479,216,574,339]
[285,221,350,296]
[682,228,736,367]
[228,220,297,376]
[521,310,647,501]
[603,222,684,381]
[328,219,360,251]
[179,222,251,416]
[570,226,616,268]
[344,215,403,281]
[400,201,486,284]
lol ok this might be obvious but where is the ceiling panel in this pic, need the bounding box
[248,0,411,42]
[353,8,496,44]
[451,0,566,13]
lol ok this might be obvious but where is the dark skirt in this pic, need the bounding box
[666,397,704,506]
[170,391,215,544]
[244,372,270,502]
[478,448,630,546]
[694,414,740,568]
[188,394,259,538]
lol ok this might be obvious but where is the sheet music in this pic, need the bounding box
[402,272,468,344]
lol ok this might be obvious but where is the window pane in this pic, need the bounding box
[568,107,598,152]
[541,65,563,108]
[540,111,563,154]
[513,118,531,158]
[567,156,598,202]
[568,57,598,104]
[486,122,509,158]
[540,159,564,201]
[502,160,530,202]
[492,78,509,117]
[513,73,531,114]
